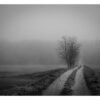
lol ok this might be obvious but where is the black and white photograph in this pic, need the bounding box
[0,4,100,96]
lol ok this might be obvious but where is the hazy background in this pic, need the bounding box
[0,5,100,72]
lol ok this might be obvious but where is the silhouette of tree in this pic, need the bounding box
[58,36,80,69]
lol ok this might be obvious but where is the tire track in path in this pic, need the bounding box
[42,66,79,95]
[71,66,90,95]
[60,66,81,95]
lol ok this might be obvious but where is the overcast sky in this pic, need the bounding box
[0,5,100,42]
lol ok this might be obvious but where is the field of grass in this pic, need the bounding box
[91,67,100,82]
[0,67,66,95]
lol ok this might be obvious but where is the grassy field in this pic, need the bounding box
[0,66,66,95]
[90,66,100,82]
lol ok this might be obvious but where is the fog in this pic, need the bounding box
[0,5,100,72]
[0,40,59,65]
[1,5,100,42]
[0,40,100,66]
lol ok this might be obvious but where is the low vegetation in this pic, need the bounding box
[0,68,66,95]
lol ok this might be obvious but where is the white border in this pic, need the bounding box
[0,0,100,4]
[0,96,100,100]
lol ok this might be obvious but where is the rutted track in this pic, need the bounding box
[71,66,90,95]
[42,66,79,95]
[60,66,81,95]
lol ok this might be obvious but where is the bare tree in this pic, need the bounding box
[57,36,80,69]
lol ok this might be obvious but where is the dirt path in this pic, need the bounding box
[42,66,79,95]
[72,66,91,95]
[60,66,81,95]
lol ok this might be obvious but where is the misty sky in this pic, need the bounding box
[0,5,100,42]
